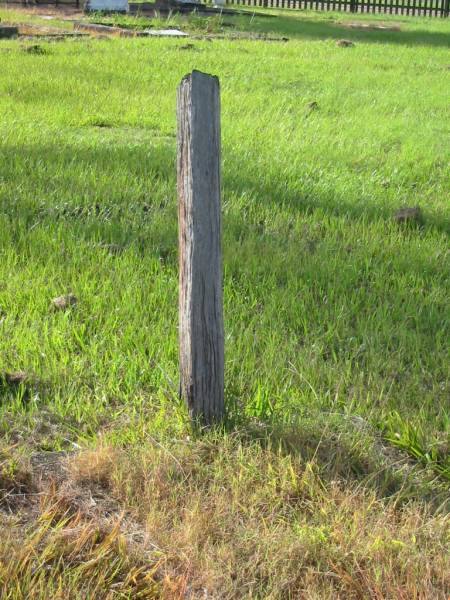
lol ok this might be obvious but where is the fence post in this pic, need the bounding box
[177,70,225,427]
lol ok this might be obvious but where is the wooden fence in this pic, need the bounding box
[1,0,448,15]
[226,0,449,17]
[0,0,450,17]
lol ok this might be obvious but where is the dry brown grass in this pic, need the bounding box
[106,436,449,599]
[0,509,163,599]
[1,434,449,599]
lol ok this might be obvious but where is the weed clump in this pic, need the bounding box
[394,206,424,227]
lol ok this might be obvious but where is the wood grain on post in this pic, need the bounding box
[177,70,224,426]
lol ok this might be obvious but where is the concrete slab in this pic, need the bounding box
[143,29,188,37]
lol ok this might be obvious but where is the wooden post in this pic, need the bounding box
[177,71,224,427]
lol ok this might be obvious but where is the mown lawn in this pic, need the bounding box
[0,7,449,598]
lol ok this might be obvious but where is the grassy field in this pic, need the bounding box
[0,6,449,598]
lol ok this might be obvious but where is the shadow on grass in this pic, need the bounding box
[1,139,448,234]
[231,11,450,48]
[224,163,450,237]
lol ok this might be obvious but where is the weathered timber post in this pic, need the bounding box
[177,70,224,426]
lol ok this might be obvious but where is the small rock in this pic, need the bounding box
[4,371,28,385]
[393,206,424,227]
[22,44,48,55]
[336,39,355,47]
[52,294,77,311]
[179,43,198,51]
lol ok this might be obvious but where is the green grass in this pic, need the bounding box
[0,9,449,595]
[0,7,449,469]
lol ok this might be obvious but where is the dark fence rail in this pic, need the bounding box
[227,0,449,16]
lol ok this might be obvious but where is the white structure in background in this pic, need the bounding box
[85,0,128,12]
[213,0,226,5]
